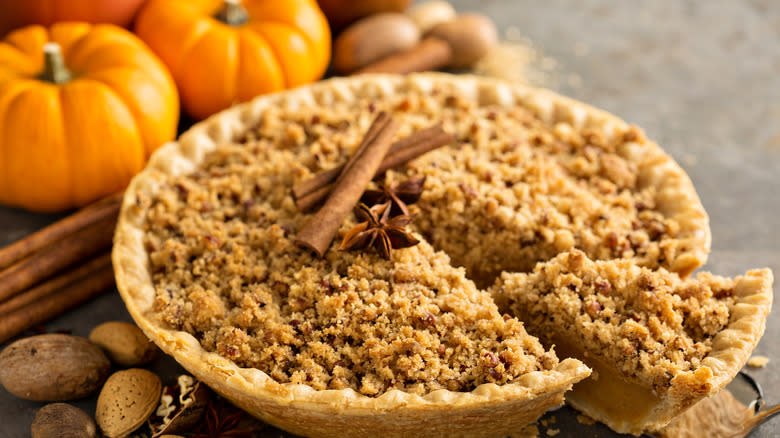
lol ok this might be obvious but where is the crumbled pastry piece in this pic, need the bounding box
[747,355,769,368]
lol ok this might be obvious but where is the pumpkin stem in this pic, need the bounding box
[40,43,72,85]
[216,0,249,26]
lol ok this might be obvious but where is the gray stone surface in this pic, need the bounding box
[0,1,778,436]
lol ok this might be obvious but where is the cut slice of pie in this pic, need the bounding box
[491,250,773,435]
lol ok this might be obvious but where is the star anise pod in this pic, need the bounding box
[361,176,426,216]
[339,203,419,259]
[190,400,253,438]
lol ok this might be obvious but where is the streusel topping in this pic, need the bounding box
[491,250,738,391]
[235,82,689,286]
[141,78,699,396]
[145,143,557,396]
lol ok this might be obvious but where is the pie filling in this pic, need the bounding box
[553,335,662,426]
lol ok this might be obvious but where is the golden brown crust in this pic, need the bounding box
[113,73,713,437]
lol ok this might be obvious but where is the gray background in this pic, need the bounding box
[0,1,778,436]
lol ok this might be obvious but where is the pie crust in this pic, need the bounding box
[113,73,715,437]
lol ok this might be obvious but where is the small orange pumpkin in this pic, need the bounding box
[0,23,179,212]
[135,0,331,120]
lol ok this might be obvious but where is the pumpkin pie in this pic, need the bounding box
[112,73,764,437]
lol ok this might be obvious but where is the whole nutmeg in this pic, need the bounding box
[428,13,498,68]
[89,321,159,367]
[333,13,420,73]
[96,369,162,438]
[0,334,110,401]
[31,403,97,438]
[406,1,457,33]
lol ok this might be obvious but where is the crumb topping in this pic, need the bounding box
[403,94,679,285]
[145,143,556,397]
[492,250,737,391]
[141,79,702,397]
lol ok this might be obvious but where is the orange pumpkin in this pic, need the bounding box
[0,23,179,212]
[135,0,331,120]
[0,0,148,36]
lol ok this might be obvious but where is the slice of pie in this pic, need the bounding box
[112,73,737,437]
[491,250,773,435]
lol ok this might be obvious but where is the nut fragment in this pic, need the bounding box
[406,1,457,33]
[149,375,210,437]
[31,403,97,438]
[0,334,110,401]
[96,369,162,438]
[89,321,159,367]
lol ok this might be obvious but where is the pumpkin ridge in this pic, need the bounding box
[59,78,144,206]
[82,67,173,157]
[226,30,241,108]
[0,84,29,202]
[177,24,243,120]
[1,83,68,210]
[48,22,92,61]
[171,18,216,81]
[65,36,149,76]
[53,85,75,209]
[242,0,330,72]
[234,28,285,104]
[241,24,288,90]
[0,43,38,76]
[4,26,48,60]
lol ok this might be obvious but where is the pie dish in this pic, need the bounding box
[492,250,773,435]
[113,73,722,437]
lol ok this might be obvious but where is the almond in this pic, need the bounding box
[0,334,110,401]
[96,369,162,438]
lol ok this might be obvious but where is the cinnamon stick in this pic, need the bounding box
[0,191,122,270]
[335,111,391,186]
[0,253,111,317]
[357,37,453,75]
[295,113,399,257]
[376,130,453,173]
[294,125,453,211]
[0,212,116,303]
[292,114,391,200]
[0,254,115,343]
